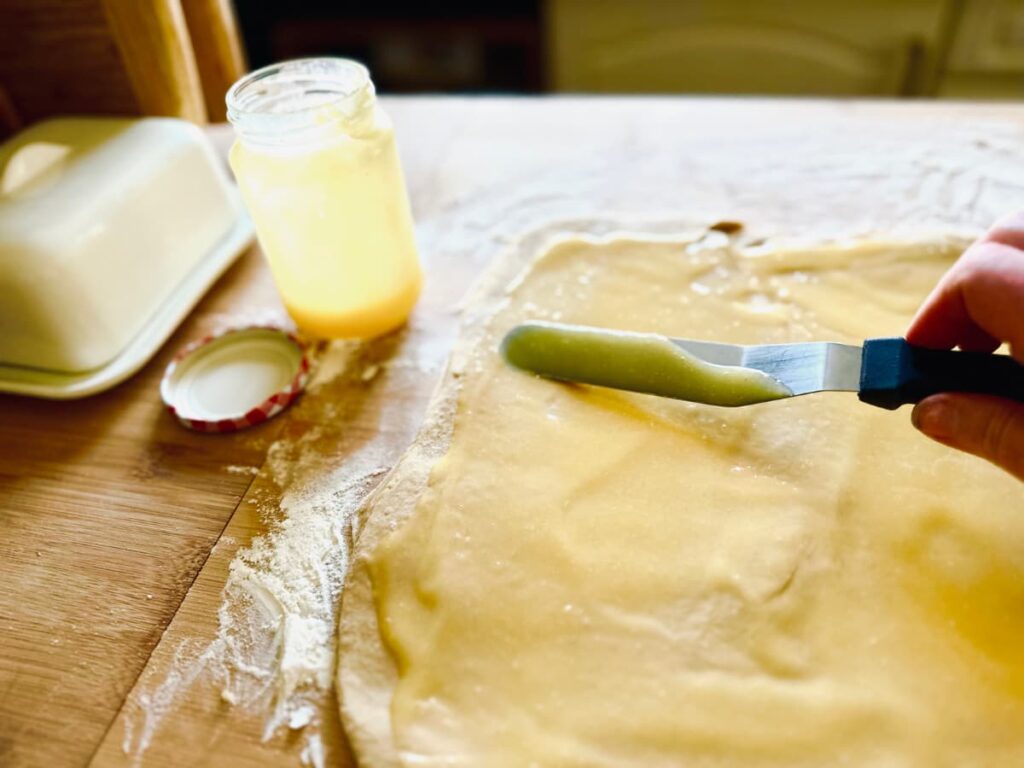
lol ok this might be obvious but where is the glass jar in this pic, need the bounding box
[226,58,422,339]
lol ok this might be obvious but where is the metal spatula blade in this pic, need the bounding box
[670,338,863,396]
[501,321,1024,410]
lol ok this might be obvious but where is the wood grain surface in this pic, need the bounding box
[3,98,1024,768]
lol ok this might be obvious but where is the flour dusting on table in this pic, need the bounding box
[121,330,448,766]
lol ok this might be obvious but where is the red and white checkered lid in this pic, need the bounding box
[160,326,309,432]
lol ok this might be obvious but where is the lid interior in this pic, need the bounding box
[167,328,303,421]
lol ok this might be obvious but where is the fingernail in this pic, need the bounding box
[912,398,957,439]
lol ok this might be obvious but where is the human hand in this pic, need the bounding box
[906,210,1024,481]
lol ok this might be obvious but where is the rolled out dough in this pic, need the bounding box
[339,227,1024,767]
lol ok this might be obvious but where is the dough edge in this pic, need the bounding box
[334,218,975,767]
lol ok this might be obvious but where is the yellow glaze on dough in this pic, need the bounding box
[368,234,1024,767]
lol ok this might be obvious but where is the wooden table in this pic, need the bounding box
[3,97,1024,767]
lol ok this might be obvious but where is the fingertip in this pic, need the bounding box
[905,308,955,349]
[911,395,958,441]
[904,281,971,350]
[906,236,1024,352]
[985,209,1024,250]
[912,394,1024,481]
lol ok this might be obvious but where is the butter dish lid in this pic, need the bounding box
[161,326,309,432]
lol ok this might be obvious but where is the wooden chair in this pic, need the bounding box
[0,0,247,139]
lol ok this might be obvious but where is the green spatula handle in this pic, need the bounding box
[858,338,1024,410]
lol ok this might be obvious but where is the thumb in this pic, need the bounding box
[912,393,1024,481]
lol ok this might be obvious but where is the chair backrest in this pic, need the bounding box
[0,0,246,139]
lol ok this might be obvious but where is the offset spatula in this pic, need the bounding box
[501,321,1024,409]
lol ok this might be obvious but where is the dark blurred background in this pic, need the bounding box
[0,0,1021,139]
[237,0,544,93]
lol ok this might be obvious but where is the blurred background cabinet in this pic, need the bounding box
[941,0,1024,98]
[547,0,947,96]
[547,0,1024,98]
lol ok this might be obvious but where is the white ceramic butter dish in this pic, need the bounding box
[0,117,254,399]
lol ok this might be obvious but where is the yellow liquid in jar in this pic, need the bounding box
[229,108,421,339]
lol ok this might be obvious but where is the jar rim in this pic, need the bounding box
[226,58,374,145]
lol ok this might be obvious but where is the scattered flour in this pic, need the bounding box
[120,328,448,766]
[300,732,326,768]
[224,464,259,476]
[206,308,293,334]
[308,339,363,391]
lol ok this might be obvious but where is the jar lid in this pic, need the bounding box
[161,326,309,432]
